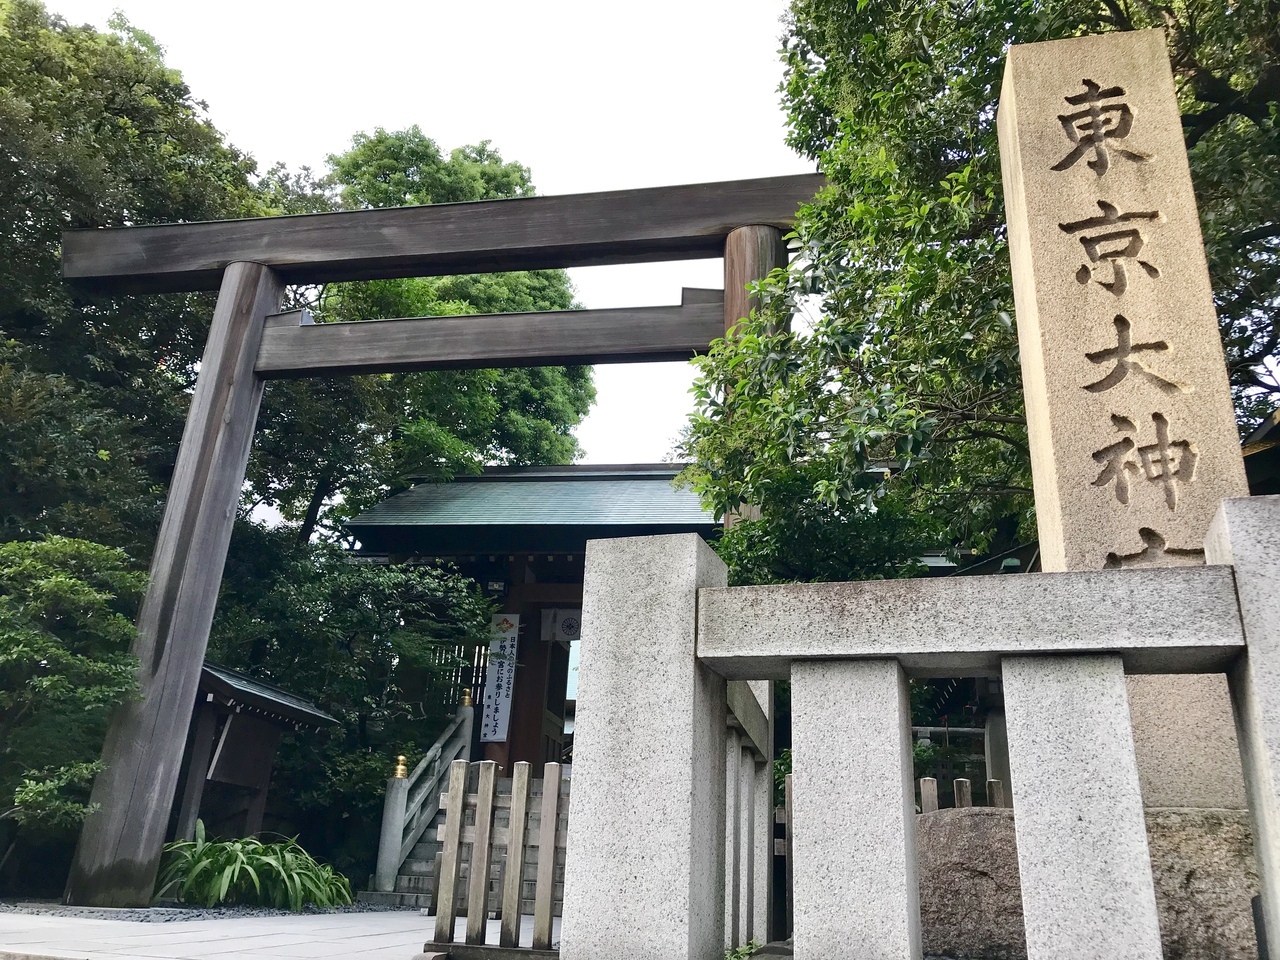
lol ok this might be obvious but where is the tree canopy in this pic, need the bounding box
[683,0,1280,580]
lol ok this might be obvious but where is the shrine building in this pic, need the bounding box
[343,464,718,772]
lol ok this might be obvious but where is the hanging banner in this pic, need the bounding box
[480,613,520,743]
[541,608,582,645]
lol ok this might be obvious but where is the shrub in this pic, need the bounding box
[155,821,352,910]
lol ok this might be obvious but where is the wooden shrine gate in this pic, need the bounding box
[58,173,820,906]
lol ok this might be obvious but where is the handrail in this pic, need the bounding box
[373,698,475,893]
[399,729,470,864]
[403,715,464,820]
[406,711,465,789]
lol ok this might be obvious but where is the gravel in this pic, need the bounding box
[0,899,418,923]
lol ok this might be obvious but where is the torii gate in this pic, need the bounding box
[58,173,823,906]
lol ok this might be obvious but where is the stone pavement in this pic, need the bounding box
[0,911,559,960]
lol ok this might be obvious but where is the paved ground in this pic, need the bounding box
[0,911,559,960]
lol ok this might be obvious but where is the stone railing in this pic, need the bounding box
[558,496,1280,960]
[372,696,473,893]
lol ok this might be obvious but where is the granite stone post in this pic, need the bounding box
[1207,496,1280,959]
[1004,655,1162,960]
[998,28,1249,809]
[738,744,756,947]
[791,659,920,960]
[373,774,409,892]
[752,755,772,943]
[560,534,727,960]
[725,726,743,949]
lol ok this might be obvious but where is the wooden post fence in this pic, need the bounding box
[430,759,569,949]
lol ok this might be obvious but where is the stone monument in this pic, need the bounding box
[998,27,1249,813]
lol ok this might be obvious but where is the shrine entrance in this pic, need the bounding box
[57,173,821,907]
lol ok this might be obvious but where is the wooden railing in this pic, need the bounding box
[430,760,569,949]
[372,698,474,893]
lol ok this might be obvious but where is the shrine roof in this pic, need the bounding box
[345,464,715,530]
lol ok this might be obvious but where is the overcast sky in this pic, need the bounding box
[50,0,814,463]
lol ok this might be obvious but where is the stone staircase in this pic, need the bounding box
[359,831,443,909]
[357,697,474,909]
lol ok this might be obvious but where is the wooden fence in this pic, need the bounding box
[430,759,569,949]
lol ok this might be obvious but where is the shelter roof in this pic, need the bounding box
[344,464,716,556]
[200,662,338,730]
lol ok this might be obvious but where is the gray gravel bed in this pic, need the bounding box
[0,899,417,922]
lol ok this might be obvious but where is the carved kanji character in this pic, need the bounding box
[1051,80,1153,176]
[1083,315,1184,394]
[1059,201,1161,295]
[1091,413,1197,509]
[1104,528,1205,569]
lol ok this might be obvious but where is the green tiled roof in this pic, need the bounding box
[346,465,714,528]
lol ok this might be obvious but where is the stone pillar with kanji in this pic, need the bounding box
[999,27,1249,810]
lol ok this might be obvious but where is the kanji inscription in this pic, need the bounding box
[1059,200,1162,295]
[1051,79,1153,176]
[998,24,1250,820]
[1091,413,1198,508]
[998,28,1247,573]
[1083,315,1183,394]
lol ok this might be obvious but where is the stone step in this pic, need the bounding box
[411,841,440,861]
[401,857,436,876]
[355,889,433,909]
[395,874,434,894]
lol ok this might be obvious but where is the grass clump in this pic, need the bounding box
[156,820,352,910]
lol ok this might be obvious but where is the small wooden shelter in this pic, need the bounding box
[173,663,337,841]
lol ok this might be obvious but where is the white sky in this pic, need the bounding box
[49,0,814,463]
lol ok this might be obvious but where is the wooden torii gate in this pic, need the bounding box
[57,173,823,906]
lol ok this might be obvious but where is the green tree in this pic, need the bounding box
[684,0,1280,574]
[0,537,141,838]
[247,128,594,541]
[0,0,265,554]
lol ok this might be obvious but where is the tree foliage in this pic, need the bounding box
[0,537,141,829]
[684,0,1280,573]
[0,0,263,556]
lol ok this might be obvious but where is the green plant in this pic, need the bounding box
[726,942,761,960]
[155,821,352,910]
[773,748,792,808]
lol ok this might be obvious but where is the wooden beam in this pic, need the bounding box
[65,262,284,906]
[255,300,724,378]
[62,174,824,294]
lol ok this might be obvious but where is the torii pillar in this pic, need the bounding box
[65,263,283,905]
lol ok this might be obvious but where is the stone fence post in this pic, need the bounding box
[1208,495,1280,959]
[560,534,728,960]
[373,759,409,893]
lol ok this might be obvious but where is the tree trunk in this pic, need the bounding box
[297,465,338,544]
